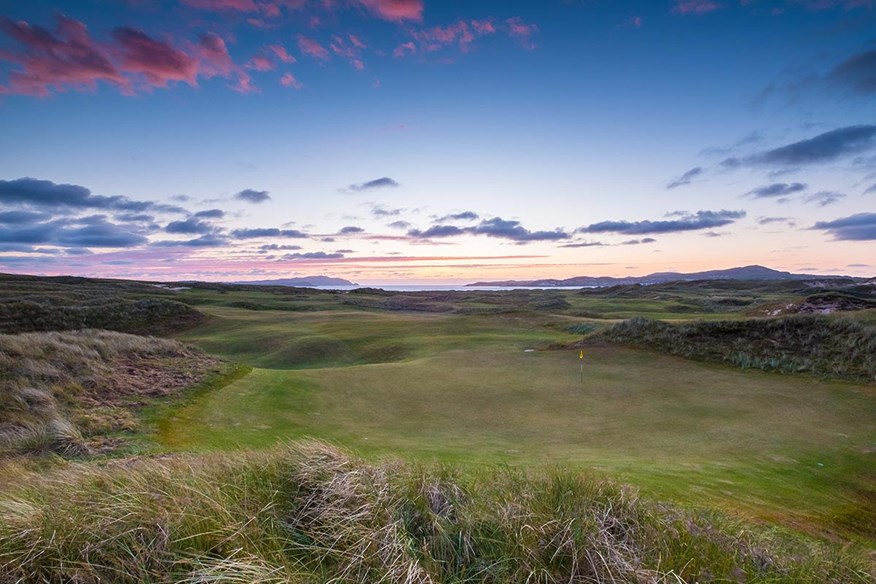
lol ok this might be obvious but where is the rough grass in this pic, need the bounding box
[0,330,221,456]
[0,273,208,335]
[0,297,205,335]
[589,314,876,383]
[0,440,871,583]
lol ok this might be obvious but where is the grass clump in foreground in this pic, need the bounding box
[589,314,876,383]
[0,441,871,583]
[0,330,221,457]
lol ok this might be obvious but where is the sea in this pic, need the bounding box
[313,285,590,292]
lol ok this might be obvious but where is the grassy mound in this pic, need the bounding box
[0,441,870,583]
[0,297,205,336]
[0,273,207,336]
[589,315,876,382]
[0,330,221,456]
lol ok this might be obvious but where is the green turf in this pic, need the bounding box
[157,300,876,543]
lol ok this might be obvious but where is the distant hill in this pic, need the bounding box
[233,276,357,287]
[467,265,859,287]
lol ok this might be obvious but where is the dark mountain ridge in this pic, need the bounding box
[467,265,864,287]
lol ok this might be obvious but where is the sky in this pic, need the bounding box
[0,0,874,285]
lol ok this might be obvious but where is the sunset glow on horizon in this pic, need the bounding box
[1,0,874,284]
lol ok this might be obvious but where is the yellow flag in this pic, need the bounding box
[579,350,584,360]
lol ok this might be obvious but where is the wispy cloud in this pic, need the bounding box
[0,216,149,249]
[165,217,218,234]
[672,1,721,16]
[0,16,126,96]
[434,211,479,222]
[194,208,225,219]
[408,217,569,243]
[666,166,703,189]
[396,16,538,57]
[154,233,228,247]
[408,225,466,238]
[505,17,539,49]
[0,16,253,96]
[579,210,745,235]
[723,125,876,168]
[231,227,307,238]
[744,182,807,198]
[758,216,796,227]
[280,72,302,89]
[267,44,295,64]
[234,188,271,203]
[283,251,345,259]
[354,0,423,22]
[181,0,260,12]
[559,241,606,248]
[258,244,303,252]
[811,213,876,240]
[181,0,424,22]
[370,204,404,218]
[0,177,185,214]
[297,35,330,60]
[802,190,846,207]
[345,177,399,192]
[827,49,876,95]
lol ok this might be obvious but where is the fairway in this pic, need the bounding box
[160,302,876,540]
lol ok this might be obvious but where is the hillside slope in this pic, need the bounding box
[584,314,876,383]
[0,330,222,456]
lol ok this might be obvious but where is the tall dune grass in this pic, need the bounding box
[0,441,871,583]
[592,314,876,382]
[0,330,217,456]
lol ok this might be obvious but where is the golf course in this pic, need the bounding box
[158,296,876,542]
[1,274,874,582]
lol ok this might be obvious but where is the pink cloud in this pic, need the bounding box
[354,0,423,22]
[260,2,282,17]
[0,15,127,96]
[268,44,296,63]
[393,41,415,57]
[795,0,875,8]
[297,35,330,60]
[247,54,274,71]
[280,72,302,88]
[471,19,496,35]
[181,0,260,11]
[411,21,476,52]
[672,0,722,15]
[112,27,199,87]
[329,35,366,68]
[397,17,536,58]
[0,16,258,96]
[505,17,539,48]
[623,16,643,28]
[196,31,255,93]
